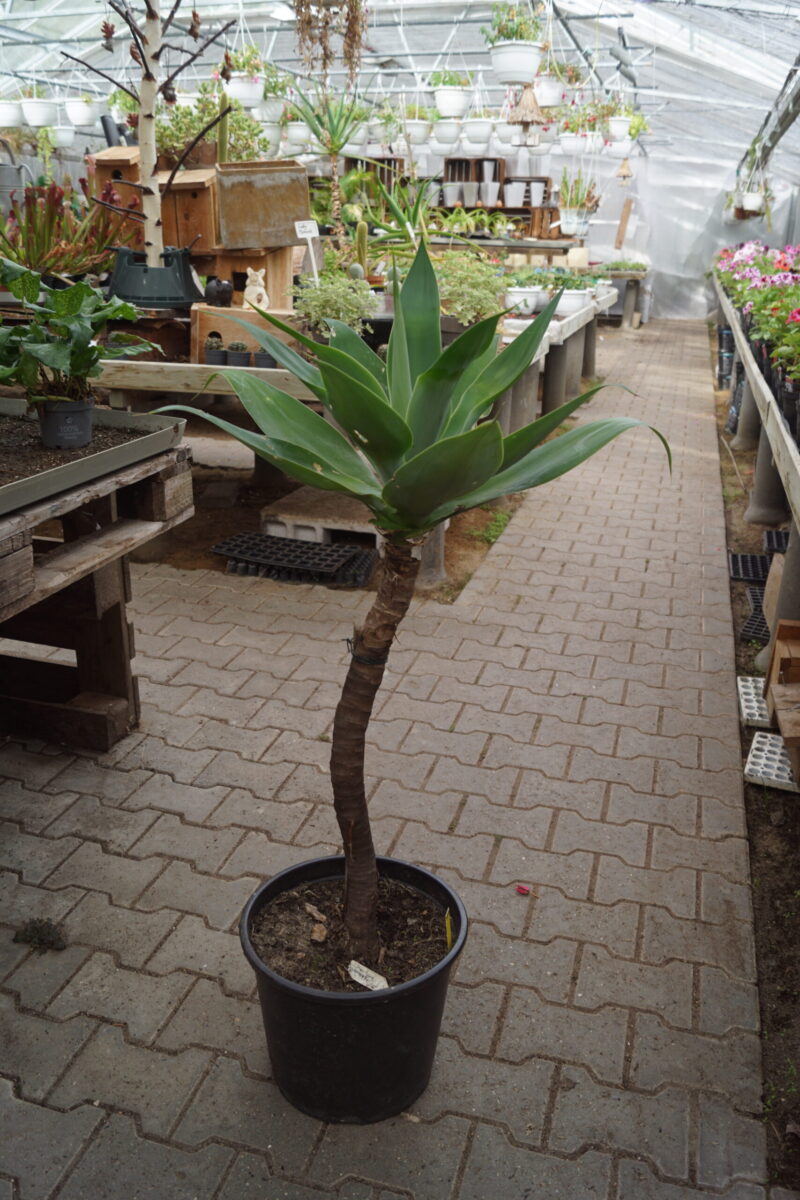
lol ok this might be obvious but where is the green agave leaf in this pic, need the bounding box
[215,369,382,490]
[386,272,412,417]
[445,292,560,435]
[399,241,441,383]
[501,382,611,468]
[433,418,671,518]
[382,420,503,526]
[317,357,412,478]
[222,311,325,399]
[326,319,386,390]
[155,404,382,499]
[405,311,501,452]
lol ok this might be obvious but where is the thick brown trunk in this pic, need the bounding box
[330,539,420,958]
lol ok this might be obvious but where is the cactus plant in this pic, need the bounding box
[355,220,369,275]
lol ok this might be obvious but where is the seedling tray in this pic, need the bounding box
[741,610,770,644]
[763,529,790,555]
[0,398,185,517]
[746,585,765,613]
[728,552,770,582]
[213,532,377,588]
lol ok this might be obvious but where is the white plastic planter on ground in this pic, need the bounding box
[555,288,590,317]
[489,40,543,84]
[434,87,470,118]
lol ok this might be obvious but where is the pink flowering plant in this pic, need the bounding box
[716,242,800,380]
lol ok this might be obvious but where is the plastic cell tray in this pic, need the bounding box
[737,676,771,728]
[744,731,800,793]
[212,532,378,588]
[728,552,771,583]
[763,529,790,555]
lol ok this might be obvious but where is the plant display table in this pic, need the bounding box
[607,269,648,330]
[0,446,194,751]
[541,289,617,412]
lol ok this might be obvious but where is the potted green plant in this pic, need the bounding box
[534,62,565,107]
[287,85,372,236]
[0,260,155,449]
[155,82,268,165]
[402,103,435,145]
[559,166,599,237]
[481,2,544,84]
[292,270,378,338]
[204,334,226,365]
[226,339,251,366]
[221,45,264,108]
[430,69,472,118]
[156,240,669,1124]
[436,248,505,341]
[628,110,650,140]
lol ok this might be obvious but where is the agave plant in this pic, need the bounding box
[159,242,669,959]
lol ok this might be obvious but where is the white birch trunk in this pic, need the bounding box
[139,0,164,267]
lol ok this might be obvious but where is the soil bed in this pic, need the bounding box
[0,413,143,485]
[249,877,448,992]
[712,333,800,1189]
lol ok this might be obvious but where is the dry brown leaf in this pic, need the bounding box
[304,902,327,923]
[310,923,328,943]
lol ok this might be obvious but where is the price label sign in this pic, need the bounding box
[295,219,320,239]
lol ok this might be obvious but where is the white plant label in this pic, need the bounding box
[295,220,319,239]
[348,960,388,990]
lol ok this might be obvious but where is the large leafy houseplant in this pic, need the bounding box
[160,241,669,959]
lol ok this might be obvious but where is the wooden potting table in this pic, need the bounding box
[0,446,194,751]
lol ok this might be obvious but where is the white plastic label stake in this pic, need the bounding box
[295,219,320,286]
[347,960,388,990]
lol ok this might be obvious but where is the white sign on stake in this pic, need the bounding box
[295,219,320,286]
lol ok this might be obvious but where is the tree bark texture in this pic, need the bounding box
[330,539,420,958]
[140,0,165,267]
[329,151,346,244]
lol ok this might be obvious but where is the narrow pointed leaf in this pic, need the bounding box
[386,274,412,417]
[326,319,386,390]
[445,292,560,435]
[222,311,325,399]
[406,311,501,452]
[316,357,412,478]
[155,405,382,498]
[399,241,441,382]
[215,369,382,489]
[501,383,610,468]
[382,421,503,526]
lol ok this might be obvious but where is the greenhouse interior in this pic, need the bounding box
[1,0,800,1195]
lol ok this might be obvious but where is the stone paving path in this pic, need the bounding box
[0,320,791,1199]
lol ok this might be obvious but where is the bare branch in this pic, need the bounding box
[153,41,194,60]
[109,0,154,80]
[161,0,183,35]
[161,106,230,199]
[161,18,235,92]
[91,197,146,223]
[104,179,156,196]
[60,52,139,103]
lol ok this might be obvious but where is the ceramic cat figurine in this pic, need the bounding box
[243,267,268,310]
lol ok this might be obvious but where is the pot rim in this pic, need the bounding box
[240,853,468,1005]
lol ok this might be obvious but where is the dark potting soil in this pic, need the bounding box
[249,877,449,992]
[0,414,143,486]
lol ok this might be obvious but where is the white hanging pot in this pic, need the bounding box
[434,118,461,143]
[53,125,76,147]
[260,97,285,122]
[607,138,632,158]
[226,73,263,108]
[462,118,494,141]
[585,131,604,153]
[65,98,99,126]
[534,76,563,107]
[494,121,518,145]
[286,121,311,148]
[21,98,58,127]
[405,119,431,145]
[742,191,765,212]
[345,124,368,147]
[608,116,630,140]
[367,118,383,141]
[555,287,589,316]
[434,87,470,118]
[559,132,586,155]
[261,122,281,153]
[565,85,587,105]
[0,100,22,127]
[489,40,543,84]
[460,138,489,157]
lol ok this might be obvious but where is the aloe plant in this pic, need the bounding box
[288,84,370,238]
[158,242,669,958]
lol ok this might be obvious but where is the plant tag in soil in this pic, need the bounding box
[348,960,388,990]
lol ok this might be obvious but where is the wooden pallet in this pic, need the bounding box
[0,447,193,750]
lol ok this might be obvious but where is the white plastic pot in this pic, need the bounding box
[260,97,285,122]
[555,288,589,316]
[559,132,586,155]
[460,137,488,157]
[434,87,470,118]
[607,138,632,159]
[285,121,311,148]
[462,118,494,142]
[493,121,518,145]
[261,122,281,153]
[226,74,263,108]
[585,131,604,153]
[481,180,501,205]
[742,191,765,213]
[346,124,368,147]
[505,286,539,315]
[534,76,563,107]
[0,100,22,127]
[504,180,526,206]
[367,118,383,142]
[434,118,461,143]
[405,119,431,145]
[528,180,545,207]
[442,181,462,205]
[65,98,98,126]
[608,116,630,140]
[53,125,76,147]
[21,98,57,127]
[462,181,479,206]
[489,40,543,85]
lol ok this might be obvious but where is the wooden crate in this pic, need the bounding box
[190,304,300,362]
[216,160,310,249]
[193,246,294,309]
[156,167,217,254]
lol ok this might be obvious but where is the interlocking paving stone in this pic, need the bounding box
[136,861,259,931]
[458,923,576,999]
[575,944,694,1027]
[123,774,230,821]
[630,1013,762,1108]
[527,887,640,956]
[497,987,630,1084]
[491,840,594,899]
[642,906,756,978]
[157,977,268,1074]
[0,1076,103,1200]
[0,870,84,926]
[128,812,244,872]
[593,858,698,919]
[63,892,177,968]
[43,841,165,905]
[440,980,507,1055]
[459,1123,612,1200]
[55,1113,233,1200]
[698,965,761,1035]
[47,952,192,1042]
[0,780,80,832]
[697,1091,767,1186]
[203,788,313,840]
[217,1153,373,1200]
[4,944,92,1009]
[0,992,95,1101]
[616,1159,766,1199]
[146,914,256,994]
[43,795,160,853]
[0,822,81,884]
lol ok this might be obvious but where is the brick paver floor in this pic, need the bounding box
[0,320,787,1198]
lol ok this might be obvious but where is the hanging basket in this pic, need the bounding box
[21,98,57,127]
[0,100,23,127]
[534,76,563,107]
[434,87,470,118]
[65,98,98,126]
[226,74,263,108]
[489,40,543,85]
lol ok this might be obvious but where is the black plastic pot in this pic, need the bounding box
[227,349,252,367]
[37,395,94,449]
[204,347,227,365]
[254,350,276,368]
[240,855,468,1123]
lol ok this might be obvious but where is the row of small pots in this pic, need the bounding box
[205,347,277,367]
[506,282,600,318]
[436,179,547,207]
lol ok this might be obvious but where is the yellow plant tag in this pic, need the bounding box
[444,908,453,951]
